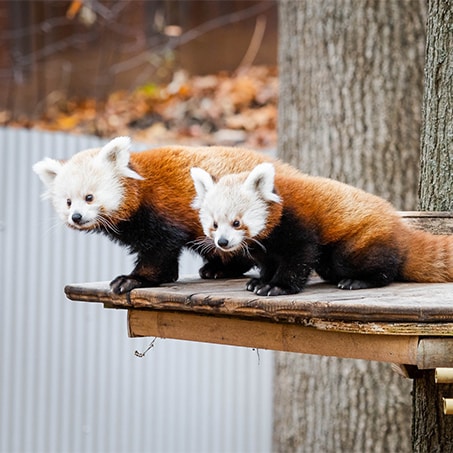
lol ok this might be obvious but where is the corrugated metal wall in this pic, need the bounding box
[0,128,273,453]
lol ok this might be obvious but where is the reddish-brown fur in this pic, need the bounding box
[122,145,274,232]
[123,145,453,286]
[100,145,277,292]
[264,172,453,284]
[41,142,453,293]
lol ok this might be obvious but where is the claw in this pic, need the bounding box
[246,277,262,292]
[338,278,371,290]
[110,275,144,294]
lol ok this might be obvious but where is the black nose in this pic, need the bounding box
[217,237,229,248]
[72,213,83,224]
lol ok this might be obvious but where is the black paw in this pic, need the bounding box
[338,278,373,290]
[246,278,298,296]
[256,284,291,296]
[246,277,263,292]
[199,263,225,279]
[199,262,248,279]
[110,275,146,294]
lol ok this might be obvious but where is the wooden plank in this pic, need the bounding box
[417,339,453,369]
[127,309,421,365]
[401,211,453,234]
[65,277,453,328]
[127,310,453,368]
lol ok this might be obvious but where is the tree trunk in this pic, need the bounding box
[274,355,413,452]
[275,1,426,451]
[418,0,453,212]
[278,0,425,210]
[413,1,453,451]
[412,371,453,452]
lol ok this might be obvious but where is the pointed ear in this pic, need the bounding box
[33,158,63,188]
[190,167,215,209]
[243,163,281,203]
[98,136,144,180]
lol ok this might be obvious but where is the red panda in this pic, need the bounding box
[190,163,453,296]
[33,136,277,293]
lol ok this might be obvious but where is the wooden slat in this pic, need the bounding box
[401,212,453,234]
[417,339,453,369]
[65,277,453,330]
[127,310,453,368]
[127,310,420,365]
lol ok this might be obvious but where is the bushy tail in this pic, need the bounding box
[401,228,453,282]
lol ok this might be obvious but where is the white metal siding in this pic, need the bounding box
[0,128,273,453]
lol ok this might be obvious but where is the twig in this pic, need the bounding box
[236,15,267,71]
[134,337,158,358]
[253,348,261,365]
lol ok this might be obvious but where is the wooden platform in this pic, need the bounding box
[65,276,453,370]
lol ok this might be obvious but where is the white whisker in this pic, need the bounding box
[188,237,217,256]
[97,215,121,235]
[240,241,255,261]
[248,237,267,253]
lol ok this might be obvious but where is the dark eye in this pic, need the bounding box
[85,194,94,203]
[213,222,218,230]
[66,199,72,207]
[232,220,241,228]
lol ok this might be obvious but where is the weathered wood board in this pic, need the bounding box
[65,277,453,334]
[401,211,453,234]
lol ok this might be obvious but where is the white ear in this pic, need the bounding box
[190,167,215,209]
[32,158,63,188]
[243,163,280,203]
[98,136,143,180]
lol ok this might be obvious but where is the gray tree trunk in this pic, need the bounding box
[275,1,426,451]
[278,0,425,210]
[413,1,453,451]
[418,0,453,212]
[274,355,413,452]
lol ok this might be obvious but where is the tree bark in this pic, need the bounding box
[275,1,426,451]
[413,1,453,451]
[274,355,414,452]
[412,371,453,453]
[418,0,453,212]
[278,0,425,210]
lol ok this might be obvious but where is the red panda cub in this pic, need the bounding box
[191,163,453,296]
[33,136,277,293]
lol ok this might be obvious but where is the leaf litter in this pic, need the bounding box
[3,65,277,150]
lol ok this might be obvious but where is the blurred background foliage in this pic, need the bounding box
[0,0,278,148]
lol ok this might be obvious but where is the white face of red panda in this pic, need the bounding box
[33,136,143,230]
[190,163,281,252]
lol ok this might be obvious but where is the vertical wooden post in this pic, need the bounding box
[414,0,453,450]
[412,371,453,451]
